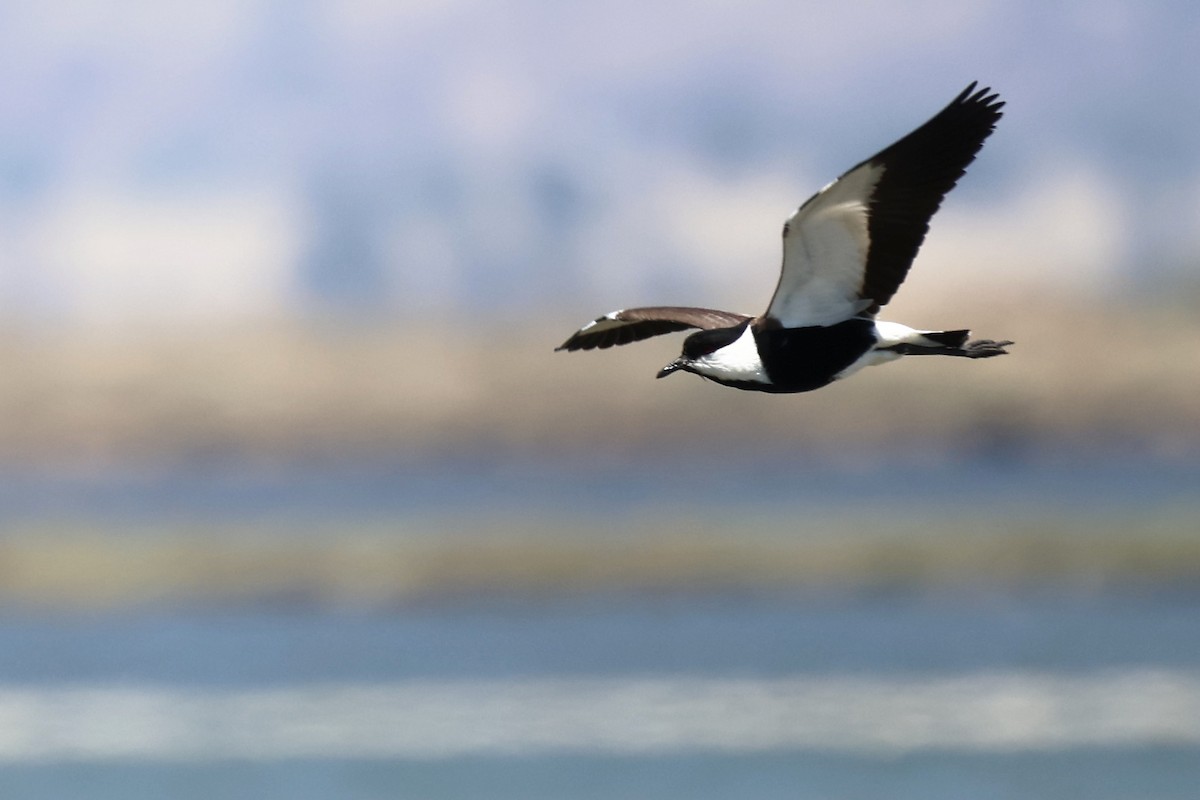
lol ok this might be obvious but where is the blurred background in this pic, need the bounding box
[0,1,1198,798]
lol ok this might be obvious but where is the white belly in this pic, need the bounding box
[833,319,914,380]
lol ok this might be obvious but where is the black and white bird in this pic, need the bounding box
[556,82,1012,394]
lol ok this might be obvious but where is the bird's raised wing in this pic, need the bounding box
[556,306,750,352]
[764,82,1004,327]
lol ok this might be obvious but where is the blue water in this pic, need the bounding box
[9,749,1199,800]
[3,591,1200,685]
[1,590,1198,799]
[3,450,1197,527]
[0,452,1197,798]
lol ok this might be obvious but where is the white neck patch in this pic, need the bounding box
[689,324,770,384]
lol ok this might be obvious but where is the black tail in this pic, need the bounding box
[883,329,1012,358]
[921,329,971,348]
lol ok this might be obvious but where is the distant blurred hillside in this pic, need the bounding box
[1,292,1195,467]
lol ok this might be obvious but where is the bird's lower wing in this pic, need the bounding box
[556,306,751,352]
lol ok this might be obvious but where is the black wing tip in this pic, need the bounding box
[955,81,1005,118]
[556,313,614,352]
[556,338,610,352]
[555,333,603,352]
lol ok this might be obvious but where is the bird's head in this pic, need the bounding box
[656,322,756,381]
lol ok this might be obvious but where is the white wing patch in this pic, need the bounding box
[766,162,884,328]
[574,311,626,336]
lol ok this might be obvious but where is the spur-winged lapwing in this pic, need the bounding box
[557,82,1012,393]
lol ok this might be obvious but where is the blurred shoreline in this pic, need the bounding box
[0,293,1197,468]
[5,505,1200,610]
[2,293,1198,610]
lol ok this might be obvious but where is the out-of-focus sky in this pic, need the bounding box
[0,0,1197,327]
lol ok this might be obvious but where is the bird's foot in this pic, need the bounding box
[963,339,1013,358]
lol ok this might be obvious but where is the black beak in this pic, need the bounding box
[656,360,683,379]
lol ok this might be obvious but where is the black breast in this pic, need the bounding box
[751,318,877,393]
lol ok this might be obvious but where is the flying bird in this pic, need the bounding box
[556,82,1011,394]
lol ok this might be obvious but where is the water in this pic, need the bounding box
[3,450,1197,527]
[5,592,1200,683]
[1,591,1198,798]
[0,453,1197,798]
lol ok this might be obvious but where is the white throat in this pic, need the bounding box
[690,324,770,384]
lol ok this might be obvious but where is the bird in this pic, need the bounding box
[556,82,1012,394]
